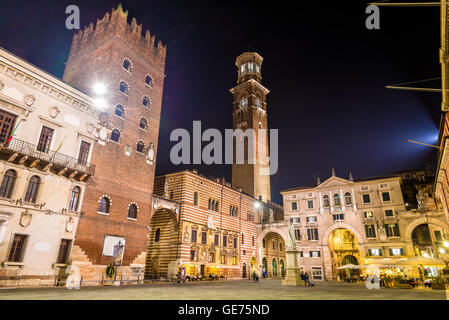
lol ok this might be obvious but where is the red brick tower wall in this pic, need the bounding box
[62,5,166,271]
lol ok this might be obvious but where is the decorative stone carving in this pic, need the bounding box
[23,94,36,107]
[146,143,155,165]
[86,122,96,134]
[66,217,74,233]
[207,215,216,230]
[183,226,190,242]
[378,224,386,241]
[49,106,60,118]
[163,179,169,198]
[19,211,32,227]
[98,126,108,141]
[0,80,4,92]
[287,222,297,250]
[152,195,180,215]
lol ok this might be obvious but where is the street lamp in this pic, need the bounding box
[113,240,124,284]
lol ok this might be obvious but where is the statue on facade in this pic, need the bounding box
[416,188,427,213]
[287,222,297,250]
[163,179,169,198]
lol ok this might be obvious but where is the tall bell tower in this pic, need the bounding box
[230,52,271,202]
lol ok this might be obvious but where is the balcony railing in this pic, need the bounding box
[0,137,95,177]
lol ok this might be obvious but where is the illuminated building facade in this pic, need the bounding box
[281,171,449,281]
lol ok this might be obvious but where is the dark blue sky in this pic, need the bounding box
[0,0,441,203]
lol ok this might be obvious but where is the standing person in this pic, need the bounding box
[180,267,186,284]
[305,272,313,286]
[300,272,307,286]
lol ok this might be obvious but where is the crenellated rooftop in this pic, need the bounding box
[68,4,166,64]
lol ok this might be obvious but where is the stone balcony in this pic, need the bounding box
[0,137,95,181]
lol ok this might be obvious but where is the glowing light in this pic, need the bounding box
[439,248,445,254]
[444,241,449,248]
[93,82,107,95]
[254,202,261,209]
[423,253,430,258]
[95,98,107,111]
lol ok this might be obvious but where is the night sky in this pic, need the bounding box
[0,0,442,204]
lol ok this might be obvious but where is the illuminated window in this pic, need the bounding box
[389,248,403,256]
[364,211,373,218]
[123,59,131,71]
[368,248,382,256]
[333,194,341,206]
[142,96,150,108]
[323,195,329,207]
[98,197,110,214]
[115,105,124,117]
[344,192,352,205]
[139,118,148,130]
[240,98,248,108]
[119,81,128,94]
[111,129,120,143]
[221,255,226,264]
[233,256,237,265]
[128,204,138,219]
[145,75,153,87]
[248,62,254,73]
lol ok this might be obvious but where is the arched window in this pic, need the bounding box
[215,201,219,212]
[128,203,137,219]
[334,194,341,206]
[136,141,145,153]
[123,59,131,71]
[193,192,199,206]
[111,129,120,143]
[155,228,161,242]
[98,197,110,214]
[241,233,244,244]
[255,98,262,108]
[323,195,329,207]
[0,169,17,199]
[145,75,153,87]
[119,81,128,94]
[68,186,81,211]
[24,175,40,203]
[142,96,150,108]
[115,105,124,117]
[345,192,352,205]
[139,118,148,130]
[263,239,266,248]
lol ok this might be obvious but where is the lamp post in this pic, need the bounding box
[113,240,124,284]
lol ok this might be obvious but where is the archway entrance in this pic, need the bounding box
[328,228,360,281]
[145,208,178,279]
[412,224,434,258]
[262,232,286,278]
[250,257,257,277]
[242,263,247,279]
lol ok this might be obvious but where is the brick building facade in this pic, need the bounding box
[62,5,166,282]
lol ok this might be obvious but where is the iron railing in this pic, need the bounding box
[1,137,95,176]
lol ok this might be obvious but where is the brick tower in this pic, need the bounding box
[62,5,166,280]
[230,52,271,202]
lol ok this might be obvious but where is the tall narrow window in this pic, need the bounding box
[128,204,138,219]
[139,118,148,130]
[0,109,17,144]
[78,141,91,165]
[145,75,153,87]
[223,235,227,247]
[191,230,197,243]
[201,232,207,244]
[8,234,28,262]
[0,169,17,199]
[142,97,150,108]
[119,81,128,94]
[68,186,81,211]
[57,239,72,264]
[24,175,40,203]
[37,126,54,153]
[98,197,110,214]
[155,228,161,242]
[193,192,199,206]
[115,105,124,117]
[111,129,120,143]
[136,141,145,153]
[344,192,352,205]
[333,194,341,206]
[123,59,131,71]
[323,195,329,207]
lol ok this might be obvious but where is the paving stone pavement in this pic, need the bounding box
[0,279,447,300]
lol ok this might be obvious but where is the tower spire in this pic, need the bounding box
[317,176,321,185]
[332,168,336,177]
[349,171,353,182]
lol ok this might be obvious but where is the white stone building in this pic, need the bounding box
[0,48,100,286]
[281,170,449,281]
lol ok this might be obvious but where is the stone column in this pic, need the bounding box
[282,248,305,286]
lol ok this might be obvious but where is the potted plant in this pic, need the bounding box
[395,275,412,289]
